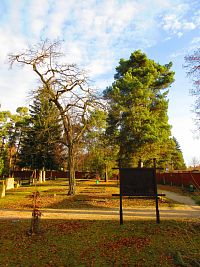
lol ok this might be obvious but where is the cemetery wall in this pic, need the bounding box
[156,172,200,188]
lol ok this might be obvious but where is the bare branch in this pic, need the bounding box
[8,39,105,195]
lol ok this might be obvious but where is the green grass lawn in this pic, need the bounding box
[0,219,200,266]
[0,179,200,266]
[0,179,180,210]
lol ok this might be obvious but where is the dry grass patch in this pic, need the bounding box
[0,179,184,210]
[0,219,200,266]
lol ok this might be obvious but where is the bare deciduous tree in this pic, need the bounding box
[184,50,200,131]
[8,40,102,195]
[190,156,199,168]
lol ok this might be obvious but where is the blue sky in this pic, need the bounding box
[0,0,200,166]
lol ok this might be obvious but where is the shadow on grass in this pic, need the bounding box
[38,179,120,210]
[44,193,171,211]
[45,194,116,210]
[37,180,68,187]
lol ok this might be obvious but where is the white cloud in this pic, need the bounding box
[1,0,200,164]
[163,14,182,31]
[46,1,74,38]
[191,37,200,44]
[187,37,200,52]
[193,10,200,27]
[28,0,50,37]
[86,58,113,77]
[177,32,183,38]
[8,0,24,33]
[170,116,200,166]
[0,28,27,63]
[183,22,196,30]
[160,2,197,37]
[0,67,36,113]
[1,0,195,103]
[162,14,196,36]
[170,50,185,59]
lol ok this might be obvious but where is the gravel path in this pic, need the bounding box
[158,189,197,205]
[0,206,200,221]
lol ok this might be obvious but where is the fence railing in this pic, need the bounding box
[156,172,200,188]
[11,170,96,180]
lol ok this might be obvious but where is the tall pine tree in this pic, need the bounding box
[104,50,180,167]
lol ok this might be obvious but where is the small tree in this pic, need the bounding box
[0,111,11,176]
[80,109,118,180]
[8,40,102,195]
[190,157,199,168]
[0,108,29,176]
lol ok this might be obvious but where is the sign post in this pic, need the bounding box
[117,166,161,224]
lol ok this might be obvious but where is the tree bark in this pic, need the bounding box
[68,145,76,195]
[105,164,108,182]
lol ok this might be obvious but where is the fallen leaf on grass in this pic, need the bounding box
[99,236,151,264]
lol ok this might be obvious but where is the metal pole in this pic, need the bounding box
[119,167,123,225]
[120,192,123,225]
[153,158,160,224]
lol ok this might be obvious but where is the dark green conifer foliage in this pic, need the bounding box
[104,50,176,167]
[171,137,186,170]
[19,90,64,170]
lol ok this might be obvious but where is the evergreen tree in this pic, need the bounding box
[19,89,65,170]
[171,137,186,170]
[104,50,175,167]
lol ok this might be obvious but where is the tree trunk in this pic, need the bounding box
[68,145,76,195]
[39,170,43,183]
[105,164,108,182]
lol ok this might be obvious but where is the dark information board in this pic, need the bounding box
[119,168,156,196]
[117,167,160,225]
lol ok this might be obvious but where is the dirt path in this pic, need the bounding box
[158,189,197,205]
[0,190,199,221]
[0,205,200,221]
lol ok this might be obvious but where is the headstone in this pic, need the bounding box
[39,171,43,183]
[5,178,14,190]
[14,179,20,188]
[42,170,46,182]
